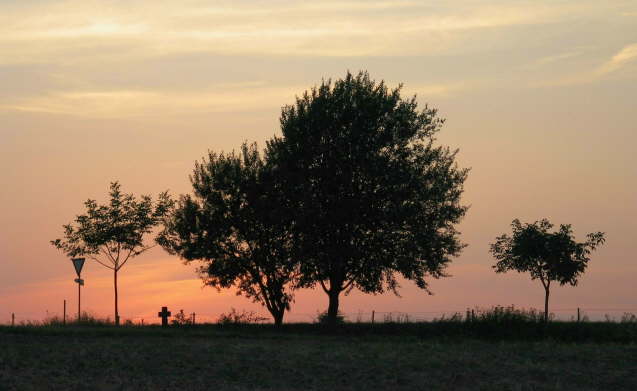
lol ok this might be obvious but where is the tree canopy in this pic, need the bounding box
[51,182,172,325]
[490,218,605,321]
[267,71,469,324]
[157,143,298,325]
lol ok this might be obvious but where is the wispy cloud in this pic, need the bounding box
[533,43,637,87]
[0,79,469,118]
[0,84,304,118]
[404,81,477,98]
[1,0,634,118]
[528,51,583,68]
[597,43,637,75]
[0,0,608,63]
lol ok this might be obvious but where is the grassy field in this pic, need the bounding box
[1,324,635,390]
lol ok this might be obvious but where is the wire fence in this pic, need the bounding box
[3,307,637,326]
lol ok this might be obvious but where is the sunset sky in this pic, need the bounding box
[1,0,636,324]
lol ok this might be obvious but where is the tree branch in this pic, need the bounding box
[318,279,330,294]
[88,255,115,270]
[342,278,356,292]
[100,246,117,266]
[117,249,134,271]
[117,243,157,270]
[115,242,121,268]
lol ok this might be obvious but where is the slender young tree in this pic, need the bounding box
[157,143,298,326]
[51,182,172,325]
[490,219,605,322]
[268,71,469,325]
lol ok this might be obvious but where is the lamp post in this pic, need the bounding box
[71,257,85,321]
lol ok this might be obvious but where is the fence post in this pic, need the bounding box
[371,310,375,324]
[11,313,15,326]
[577,307,580,322]
[466,308,471,322]
[471,309,475,321]
[192,312,196,325]
[63,300,66,326]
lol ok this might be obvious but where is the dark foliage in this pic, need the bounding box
[267,71,469,324]
[171,310,194,326]
[157,144,298,325]
[490,219,605,321]
[316,310,346,324]
[216,308,268,325]
[51,182,172,325]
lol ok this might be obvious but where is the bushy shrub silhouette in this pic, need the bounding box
[171,310,194,326]
[216,308,267,325]
[316,310,345,324]
[469,305,546,323]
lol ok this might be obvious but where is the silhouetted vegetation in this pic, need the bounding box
[20,311,118,327]
[157,72,469,325]
[267,71,469,325]
[316,310,345,324]
[51,182,172,325]
[3,316,637,342]
[490,219,605,322]
[157,144,298,326]
[465,305,546,323]
[171,310,194,326]
[216,308,268,324]
[621,312,637,323]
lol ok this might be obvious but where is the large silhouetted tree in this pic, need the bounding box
[490,219,605,322]
[51,182,172,325]
[267,71,469,325]
[157,143,298,326]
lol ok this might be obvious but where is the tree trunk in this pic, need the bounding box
[544,286,550,323]
[272,310,284,327]
[327,289,341,326]
[114,269,120,326]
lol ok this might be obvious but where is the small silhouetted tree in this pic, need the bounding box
[157,143,298,326]
[490,219,605,322]
[51,182,172,325]
[267,71,469,325]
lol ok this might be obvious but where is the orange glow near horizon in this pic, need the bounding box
[1,0,636,323]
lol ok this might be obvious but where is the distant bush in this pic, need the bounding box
[26,311,113,327]
[75,312,113,326]
[383,312,412,324]
[217,308,268,325]
[171,310,194,326]
[316,311,345,324]
[621,313,637,323]
[463,305,546,324]
[433,312,463,322]
[41,314,65,326]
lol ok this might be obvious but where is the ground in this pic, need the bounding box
[0,325,635,390]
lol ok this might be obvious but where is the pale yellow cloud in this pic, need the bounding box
[532,43,637,87]
[0,79,471,118]
[528,51,583,68]
[0,84,304,118]
[0,0,611,63]
[403,81,477,98]
[597,43,637,75]
[31,22,148,38]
